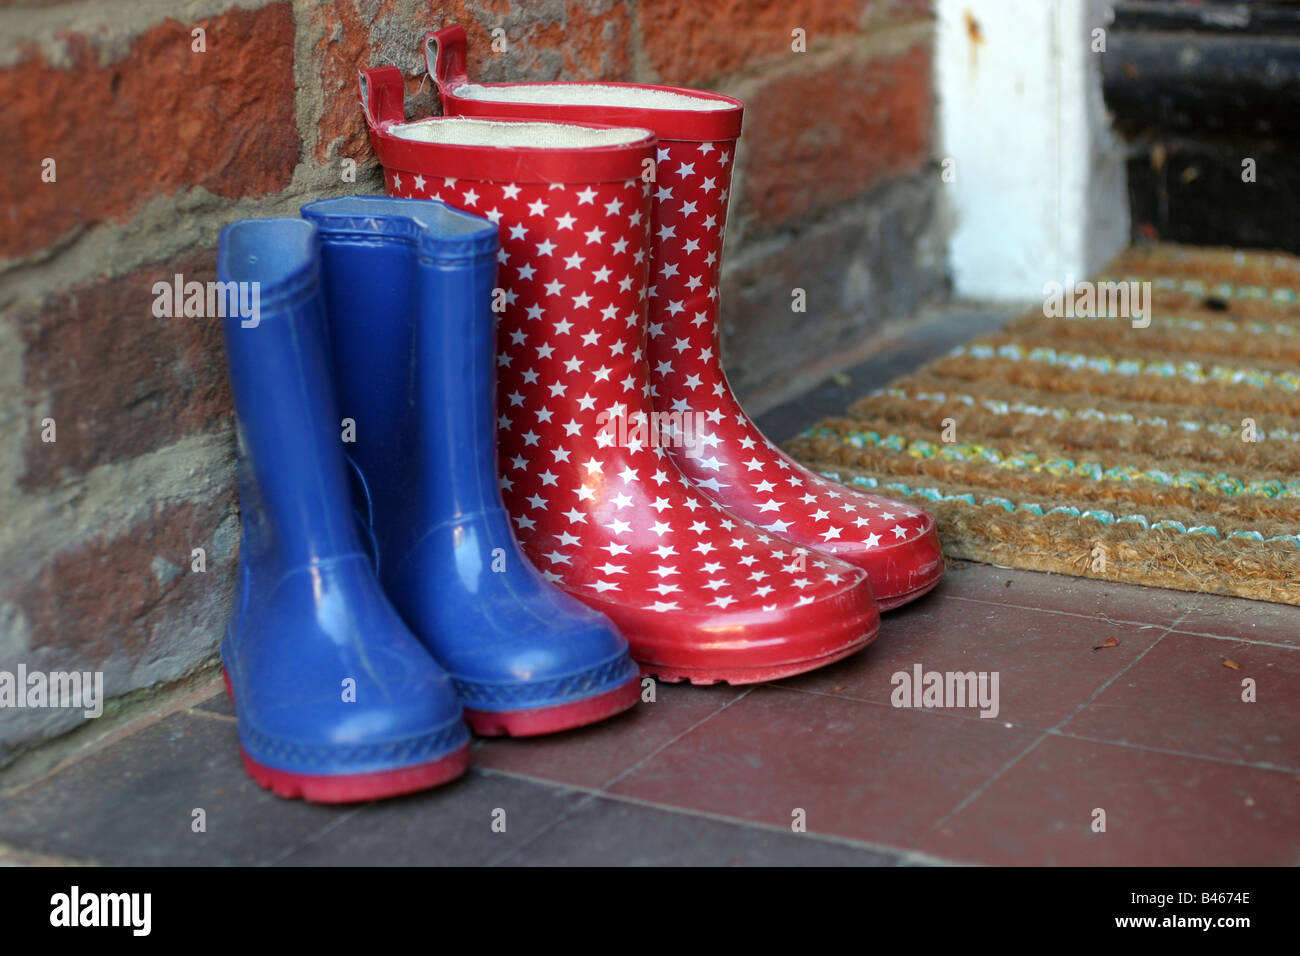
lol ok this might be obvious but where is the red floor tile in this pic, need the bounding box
[938,563,1196,630]
[917,734,1300,865]
[1061,632,1300,770]
[607,686,1037,847]
[1174,591,1300,649]
[778,593,1165,730]
[471,681,743,790]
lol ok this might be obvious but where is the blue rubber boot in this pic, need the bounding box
[217,217,470,802]
[301,196,640,736]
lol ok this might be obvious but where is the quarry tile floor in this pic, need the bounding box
[2,304,1296,866]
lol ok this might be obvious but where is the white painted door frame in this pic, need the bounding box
[935,0,1129,301]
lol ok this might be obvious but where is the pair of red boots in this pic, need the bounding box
[359,25,944,688]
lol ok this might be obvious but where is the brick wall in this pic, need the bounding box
[0,0,944,762]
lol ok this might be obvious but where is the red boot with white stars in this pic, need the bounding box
[423,25,946,610]
[361,68,880,684]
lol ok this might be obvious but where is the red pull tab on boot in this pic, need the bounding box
[358,66,406,130]
[425,25,469,99]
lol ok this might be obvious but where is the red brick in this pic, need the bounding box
[315,0,634,163]
[3,495,237,681]
[16,250,233,490]
[507,3,634,80]
[740,42,931,226]
[639,0,872,85]
[0,4,298,260]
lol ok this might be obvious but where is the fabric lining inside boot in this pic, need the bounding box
[390,116,652,148]
[453,82,733,112]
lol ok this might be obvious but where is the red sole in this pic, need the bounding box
[876,569,945,612]
[223,668,470,804]
[642,622,879,686]
[463,676,640,737]
[239,744,470,804]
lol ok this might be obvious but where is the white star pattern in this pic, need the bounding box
[387,164,869,616]
[635,141,937,573]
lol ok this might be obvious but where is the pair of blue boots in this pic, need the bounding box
[217,198,639,803]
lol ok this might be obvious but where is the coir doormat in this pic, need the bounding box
[786,244,1300,605]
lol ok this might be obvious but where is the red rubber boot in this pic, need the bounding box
[361,68,879,684]
[423,25,945,610]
